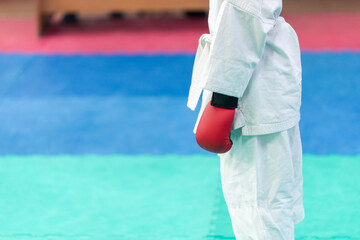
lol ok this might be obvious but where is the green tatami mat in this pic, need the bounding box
[295,155,360,239]
[0,155,222,240]
[0,155,359,239]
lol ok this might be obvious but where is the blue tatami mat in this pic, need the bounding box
[0,53,359,154]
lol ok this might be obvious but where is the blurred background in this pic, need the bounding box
[0,0,359,239]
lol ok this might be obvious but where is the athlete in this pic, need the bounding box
[187,0,304,239]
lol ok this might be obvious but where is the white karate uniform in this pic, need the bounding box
[220,125,304,239]
[188,0,302,135]
[187,0,304,239]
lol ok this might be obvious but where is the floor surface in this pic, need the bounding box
[0,13,359,239]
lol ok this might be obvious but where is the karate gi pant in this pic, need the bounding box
[219,125,304,240]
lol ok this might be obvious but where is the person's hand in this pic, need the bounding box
[196,93,237,153]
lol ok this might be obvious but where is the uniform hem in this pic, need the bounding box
[240,116,300,136]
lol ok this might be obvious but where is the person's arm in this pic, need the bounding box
[196,0,281,153]
[205,0,278,98]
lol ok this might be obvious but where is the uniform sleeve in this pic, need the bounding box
[204,0,277,98]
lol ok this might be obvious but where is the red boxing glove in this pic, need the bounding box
[196,93,237,153]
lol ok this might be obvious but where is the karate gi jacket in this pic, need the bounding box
[188,0,302,135]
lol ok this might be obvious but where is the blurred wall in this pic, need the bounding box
[283,0,360,13]
[0,0,34,17]
[0,0,359,19]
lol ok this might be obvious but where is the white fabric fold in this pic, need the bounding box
[187,34,212,111]
[188,0,302,136]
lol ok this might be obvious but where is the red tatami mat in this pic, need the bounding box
[0,17,207,54]
[286,13,360,52]
[0,13,359,54]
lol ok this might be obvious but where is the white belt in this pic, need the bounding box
[187,34,212,111]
